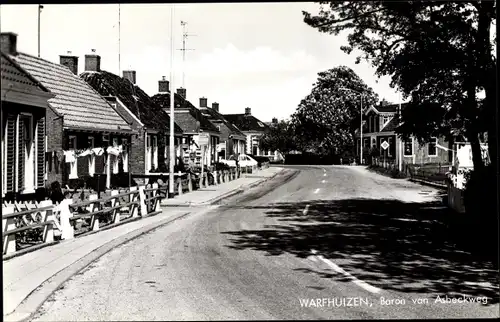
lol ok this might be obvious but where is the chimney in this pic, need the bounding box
[123,70,136,85]
[60,54,79,75]
[85,53,101,72]
[245,107,251,115]
[1,32,18,55]
[272,117,278,124]
[199,97,208,108]
[211,102,219,112]
[158,76,170,93]
[177,87,186,99]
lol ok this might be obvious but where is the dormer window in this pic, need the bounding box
[258,121,265,127]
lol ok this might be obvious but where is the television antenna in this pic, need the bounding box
[177,20,196,88]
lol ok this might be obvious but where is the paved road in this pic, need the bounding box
[31,166,499,321]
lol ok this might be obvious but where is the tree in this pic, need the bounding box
[259,120,297,154]
[290,66,378,155]
[303,1,496,170]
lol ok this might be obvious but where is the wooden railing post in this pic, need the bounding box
[199,173,204,189]
[177,177,183,194]
[152,183,160,212]
[59,199,74,240]
[213,170,218,186]
[39,200,55,244]
[129,186,139,218]
[2,206,16,255]
[111,190,120,224]
[138,185,148,217]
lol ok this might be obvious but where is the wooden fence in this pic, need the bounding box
[372,157,450,185]
[2,166,245,257]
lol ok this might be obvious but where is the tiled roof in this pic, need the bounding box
[11,53,132,133]
[1,52,50,95]
[380,117,399,132]
[198,107,245,137]
[374,103,409,113]
[80,71,182,134]
[151,93,219,133]
[223,114,269,132]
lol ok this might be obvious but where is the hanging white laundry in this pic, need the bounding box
[78,149,92,157]
[64,150,76,163]
[107,146,120,156]
[92,147,105,156]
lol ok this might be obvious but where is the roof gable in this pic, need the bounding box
[80,71,182,134]
[1,52,50,95]
[223,113,270,132]
[12,53,132,133]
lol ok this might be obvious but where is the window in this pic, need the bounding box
[112,137,119,147]
[88,136,95,176]
[428,137,437,156]
[152,136,158,169]
[102,134,110,146]
[68,135,78,179]
[68,135,77,150]
[363,138,369,148]
[257,121,265,127]
[122,138,129,172]
[404,137,413,156]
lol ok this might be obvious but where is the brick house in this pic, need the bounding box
[151,85,221,167]
[196,99,246,161]
[355,103,453,165]
[2,33,134,190]
[1,40,55,200]
[224,108,271,157]
[80,64,184,175]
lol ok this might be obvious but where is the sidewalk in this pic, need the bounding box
[161,166,285,206]
[3,166,286,322]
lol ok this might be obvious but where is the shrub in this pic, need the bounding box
[463,163,498,253]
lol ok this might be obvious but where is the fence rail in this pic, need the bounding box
[2,165,251,258]
[372,157,450,185]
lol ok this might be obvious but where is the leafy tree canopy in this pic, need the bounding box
[259,119,297,154]
[303,1,496,169]
[290,66,378,154]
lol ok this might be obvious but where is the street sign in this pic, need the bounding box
[198,133,209,146]
[381,140,389,150]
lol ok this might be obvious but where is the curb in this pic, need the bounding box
[409,178,447,190]
[3,210,194,322]
[203,168,287,206]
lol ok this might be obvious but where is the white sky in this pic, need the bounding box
[1,3,401,122]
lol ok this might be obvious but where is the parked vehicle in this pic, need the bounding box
[220,154,258,168]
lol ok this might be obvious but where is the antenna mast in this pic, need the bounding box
[178,21,196,88]
[118,4,121,74]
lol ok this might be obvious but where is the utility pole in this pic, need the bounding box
[177,21,196,88]
[38,4,43,57]
[169,5,176,197]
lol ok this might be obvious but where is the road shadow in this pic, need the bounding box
[221,198,499,304]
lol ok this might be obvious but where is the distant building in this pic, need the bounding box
[1,39,54,200]
[355,103,453,165]
[152,88,221,167]
[224,108,271,157]
[197,100,246,161]
[80,65,184,176]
